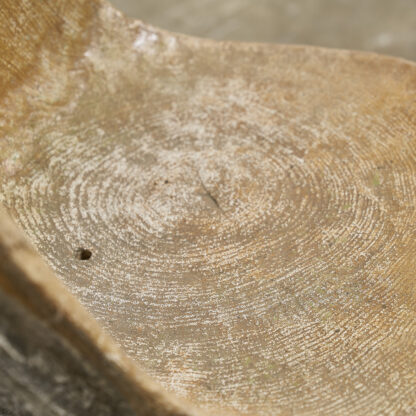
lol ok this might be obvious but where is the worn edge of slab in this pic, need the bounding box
[0,280,137,416]
[0,207,204,416]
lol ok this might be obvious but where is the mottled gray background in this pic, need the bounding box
[110,0,416,62]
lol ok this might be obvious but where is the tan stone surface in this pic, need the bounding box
[1,0,416,415]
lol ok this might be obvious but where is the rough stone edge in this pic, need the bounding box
[0,283,137,416]
[0,207,204,416]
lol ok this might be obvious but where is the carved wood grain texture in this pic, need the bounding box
[1,0,416,415]
[0,209,199,416]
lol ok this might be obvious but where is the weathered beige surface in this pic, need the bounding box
[1,0,416,415]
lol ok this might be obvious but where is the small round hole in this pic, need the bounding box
[78,248,92,260]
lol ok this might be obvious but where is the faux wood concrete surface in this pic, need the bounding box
[1,0,416,415]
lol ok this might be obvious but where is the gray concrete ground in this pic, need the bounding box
[111,0,416,62]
